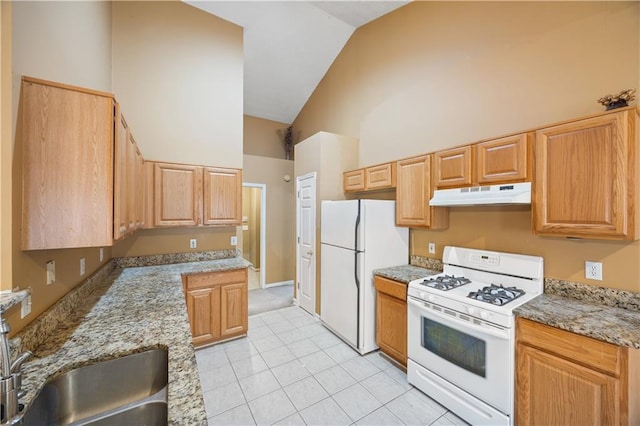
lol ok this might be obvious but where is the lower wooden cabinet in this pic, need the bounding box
[183,268,248,347]
[374,276,407,366]
[516,317,640,426]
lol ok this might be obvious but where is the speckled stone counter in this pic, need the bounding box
[0,289,29,314]
[515,284,640,349]
[373,265,440,284]
[14,257,250,425]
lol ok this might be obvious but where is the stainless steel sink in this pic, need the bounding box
[21,348,168,425]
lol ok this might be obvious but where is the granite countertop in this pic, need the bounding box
[19,257,251,425]
[514,294,640,349]
[373,265,440,284]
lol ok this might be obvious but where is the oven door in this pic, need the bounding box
[407,296,513,415]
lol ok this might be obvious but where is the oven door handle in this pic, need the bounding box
[408,297,510,340]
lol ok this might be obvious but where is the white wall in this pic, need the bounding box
[112,1,243,168]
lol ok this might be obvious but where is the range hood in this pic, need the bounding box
[429,182,532,207]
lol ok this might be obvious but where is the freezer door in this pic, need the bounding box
[320,243,364,349]
[321,200,360,250]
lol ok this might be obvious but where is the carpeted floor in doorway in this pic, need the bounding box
[248,283,294,315]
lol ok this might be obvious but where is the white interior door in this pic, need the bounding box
[296,173,316,315]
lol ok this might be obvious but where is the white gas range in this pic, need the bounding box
[406,246,543,426]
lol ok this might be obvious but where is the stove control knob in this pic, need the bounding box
[427,295,436,303]
[480,311,489,320]
[466,307,477,316]
[419,292,427,300]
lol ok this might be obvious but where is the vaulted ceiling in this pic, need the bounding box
[185,1,410,124]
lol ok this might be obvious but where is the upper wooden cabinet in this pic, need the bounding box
[395,155,448,229]
[114,110,145,241]
[516,317,639,426]
[476,133,531,184]
[343,162,396,192]
[434,134,531,189]
[22,78,115,250]
[533,108,638,240]
[113,106,130,241]
[343,169,365,192]
[151,162,242,228]
[433,145,473,189]
[154,162,203,227]
[203,167,242,226]
[365,163,396,190]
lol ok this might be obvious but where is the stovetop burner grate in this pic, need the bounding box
[467,284,525,306]
[420,274,472,291]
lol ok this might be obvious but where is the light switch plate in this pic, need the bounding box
[21,295,31,319]
[99,248,104,262]
[46,260,55,285]
[428,243,436,254]
[230,236,238,246]
[80,258,86,276]
[190,239,197,249]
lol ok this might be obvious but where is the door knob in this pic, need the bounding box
[307,250,314,256]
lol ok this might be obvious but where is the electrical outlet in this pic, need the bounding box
[230,236,238,246]
[46,260,55,285]
[99,248,104,262]
[80,257,86,276]
[21,295,32,319]
[190,239,197,249]
[585,261,603,280]
[428,243,436,254]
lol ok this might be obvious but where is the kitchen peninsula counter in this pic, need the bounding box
[14,256,251,425]
[515,291,640,349]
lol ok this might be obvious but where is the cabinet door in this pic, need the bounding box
[203,167,242,226]
[154,163,202,227]
[344,169,365,192]
[22,79,114,250]
[433,145,473,188]
[374,276,407,366]
[365,163,396,190]
[534,110,635,239]
[126,134,137,232]
[396,155,448,229]
[143,161,155,229]
[134,149,144,229]
[220,281,248,338]
[516,343,621,426]
[113,107,129,240]
[185,285,221,347]
[476,133,530,184]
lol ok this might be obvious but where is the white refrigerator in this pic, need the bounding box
[320,199,409,354]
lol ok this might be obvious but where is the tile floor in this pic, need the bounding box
[196,305,468,425]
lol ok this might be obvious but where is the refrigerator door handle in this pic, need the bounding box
[354,200,361,349]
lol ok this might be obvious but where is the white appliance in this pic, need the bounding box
[320,199,408,354]
[429,182,531,206]
[407,246,543,426]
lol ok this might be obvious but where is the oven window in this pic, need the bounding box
[421,317,486,377]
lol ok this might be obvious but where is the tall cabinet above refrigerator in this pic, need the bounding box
[320,199,409,354]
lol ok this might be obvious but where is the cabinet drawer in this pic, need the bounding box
[374,276,407,300]
[185,269,247,290]
[517,318,622,376]
[344,170,365,192]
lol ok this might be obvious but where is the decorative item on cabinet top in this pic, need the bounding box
[597,88,636,111]
[343,162,396,192]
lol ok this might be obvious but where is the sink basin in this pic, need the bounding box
[22,348,168,425]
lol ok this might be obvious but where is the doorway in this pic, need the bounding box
[242,183,266,290]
